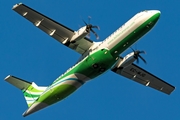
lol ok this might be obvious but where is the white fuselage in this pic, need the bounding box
[88,10,160,56]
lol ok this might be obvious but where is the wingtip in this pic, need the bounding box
[12,3,22,9]
[164,87,175,95]
[4,75,11,80]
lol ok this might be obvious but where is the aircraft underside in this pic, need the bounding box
[5,3,175,117]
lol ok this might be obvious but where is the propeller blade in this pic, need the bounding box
[138,55,147,64]
[82,16,100,40]
[92,25,100,30]
[90,29,99,39]
[139,51,146,54]
[136,57,139,64]
[130,47,135,52]
[131,47,147,64]
[83,19,88,26]
[88,16,91,24]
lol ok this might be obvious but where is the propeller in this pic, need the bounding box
[83,16,100,39]
[131,48,147,64]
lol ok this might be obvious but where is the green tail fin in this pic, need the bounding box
[5,75,47,107]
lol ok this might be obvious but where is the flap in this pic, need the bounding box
[5,75,31,90]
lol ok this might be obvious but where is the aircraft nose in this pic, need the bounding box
[148,10,161,23]
[150,10,161,18]
[154,10,160,15]
[151,10,161,14]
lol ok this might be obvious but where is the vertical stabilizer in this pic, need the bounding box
[5,75,47,107]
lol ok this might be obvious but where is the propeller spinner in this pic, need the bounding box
[131,48,147,64]
[83,16,100,39]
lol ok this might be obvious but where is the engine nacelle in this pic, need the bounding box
[114,52,136,69]
[70,26,89,42]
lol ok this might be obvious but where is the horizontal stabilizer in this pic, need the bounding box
[5,75,31,90]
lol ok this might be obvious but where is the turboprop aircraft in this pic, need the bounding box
[5,3,175,117]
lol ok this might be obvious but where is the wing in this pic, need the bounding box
[111,63,175,95]
[12,3,94,54]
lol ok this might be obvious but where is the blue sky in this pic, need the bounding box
[1,0,180,119]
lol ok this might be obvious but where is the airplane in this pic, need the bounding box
[5,3,175,117]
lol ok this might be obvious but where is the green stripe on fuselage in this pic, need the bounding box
[55,49,118,82]
[37,84,77,105]
[38,49,118,106]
